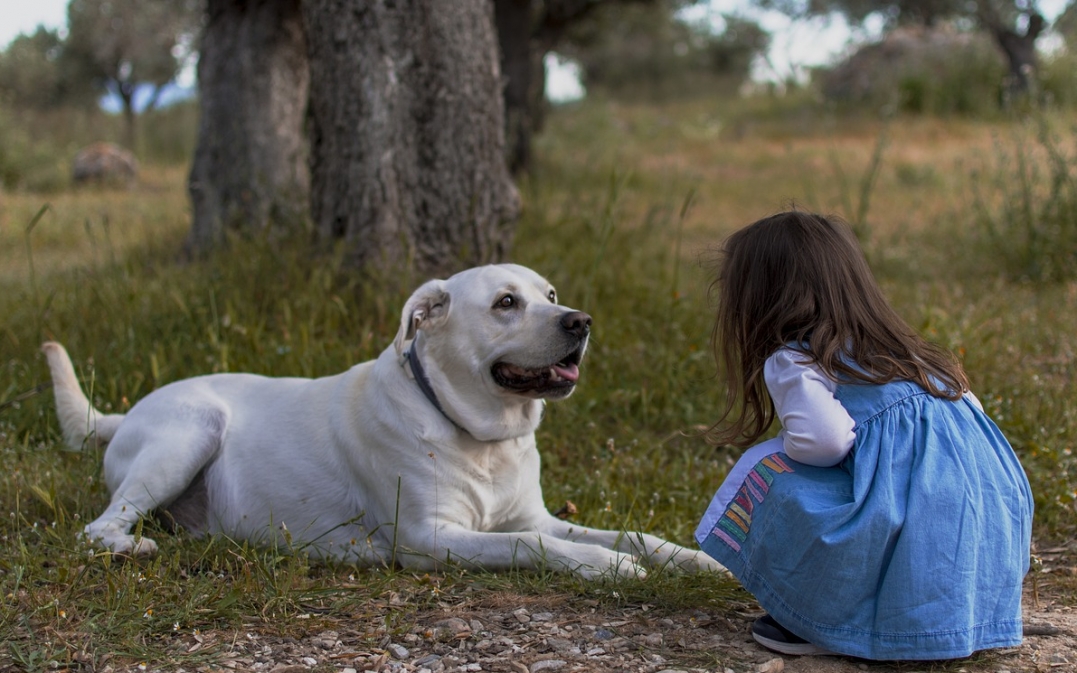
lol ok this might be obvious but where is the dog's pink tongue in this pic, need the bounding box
[552,363,580,382]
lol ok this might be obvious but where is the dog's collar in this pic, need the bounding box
[405,345,466,433]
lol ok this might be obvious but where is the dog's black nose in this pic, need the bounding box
[560,311,592,338]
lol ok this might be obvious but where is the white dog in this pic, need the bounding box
[44,264,722,578]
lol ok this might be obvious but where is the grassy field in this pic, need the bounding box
[1,94,1076,670]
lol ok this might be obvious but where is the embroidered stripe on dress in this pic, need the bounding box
[708,453,795,551]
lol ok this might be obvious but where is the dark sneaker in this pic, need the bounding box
[751,614,836,656]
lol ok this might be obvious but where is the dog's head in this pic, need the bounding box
[392,264,591,440]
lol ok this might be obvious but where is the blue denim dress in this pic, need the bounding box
[695,379,1033,660]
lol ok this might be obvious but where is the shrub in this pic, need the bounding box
[821,25,1007,117]
[0,106,72,192]
[969,115,1077,282]
[1038,50,1077,109]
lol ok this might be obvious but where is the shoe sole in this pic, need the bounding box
[752,631,836,656]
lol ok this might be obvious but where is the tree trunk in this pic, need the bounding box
[494,0,618,174]
[495,0,537,175]
[303,0,519,278]
[119,86,137,153]
[986,12,1045,99]
[186,0,310,256]
[530,48,550,135]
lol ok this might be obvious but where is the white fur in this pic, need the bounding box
[43,264,724,579]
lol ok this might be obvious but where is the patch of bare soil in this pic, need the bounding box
[76,583,1071,673]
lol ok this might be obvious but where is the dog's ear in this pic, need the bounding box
[393,279,451,355]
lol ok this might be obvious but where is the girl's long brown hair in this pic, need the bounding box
[707,210,969,448]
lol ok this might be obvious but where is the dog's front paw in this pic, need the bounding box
[125,536,159,557]
[81,526,159,558]
[640,546,729,575]
[671,550,729,575]
[568,552,648,581]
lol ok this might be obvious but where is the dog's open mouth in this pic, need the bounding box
[492,346,584,396]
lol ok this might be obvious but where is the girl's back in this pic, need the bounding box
[698,210,1033,660]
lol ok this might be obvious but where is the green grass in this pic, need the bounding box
[2,95,1076,669]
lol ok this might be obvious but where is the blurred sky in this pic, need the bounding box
[1,0,69,48]
[1,0,1070,104]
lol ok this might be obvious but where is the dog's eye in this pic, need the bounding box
[496,294,516,309]
[547,290,557,303]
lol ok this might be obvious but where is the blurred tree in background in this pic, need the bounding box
[560,4,768,99]
[64,0,203,150]
[820,25,1008,114]
[756,0,1065,100]
[0,27,98,110]
[495,0,630,175]
[1057,1,1077,48]
[494,0,712,174]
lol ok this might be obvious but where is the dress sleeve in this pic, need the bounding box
[764,349,856,467]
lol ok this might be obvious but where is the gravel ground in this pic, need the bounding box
[65,582,1076,673]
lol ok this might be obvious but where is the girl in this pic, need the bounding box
[695,210,1033,660]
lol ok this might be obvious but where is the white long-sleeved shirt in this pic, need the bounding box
[763,348,857,467]
[764,348,984,467]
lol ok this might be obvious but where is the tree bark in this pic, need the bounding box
[976,0,1045,100]
[991,13,1045,98]
[495,0,536,175]
[186,0,310,256]
[494,0,650,174]
[303,0,519,278]
[117,83,137,152]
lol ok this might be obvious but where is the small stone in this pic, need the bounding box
[530,660,566,672]
[607,637,631,651]
[415,654,441,666]
[757,658,784,673]
[545,637,574,652]
[640,633,663,647]
[301,657,318,667]
[469,619,484,632]
[531,611,554,622]
[593,628,615,641]
[434,617,471,635]
[513,608,531,623]
[387,643,409,659]
[342,669,357,673]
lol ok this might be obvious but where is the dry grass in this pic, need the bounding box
[0,165,190,285]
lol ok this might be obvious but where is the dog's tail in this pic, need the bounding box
[41,341,125,451]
